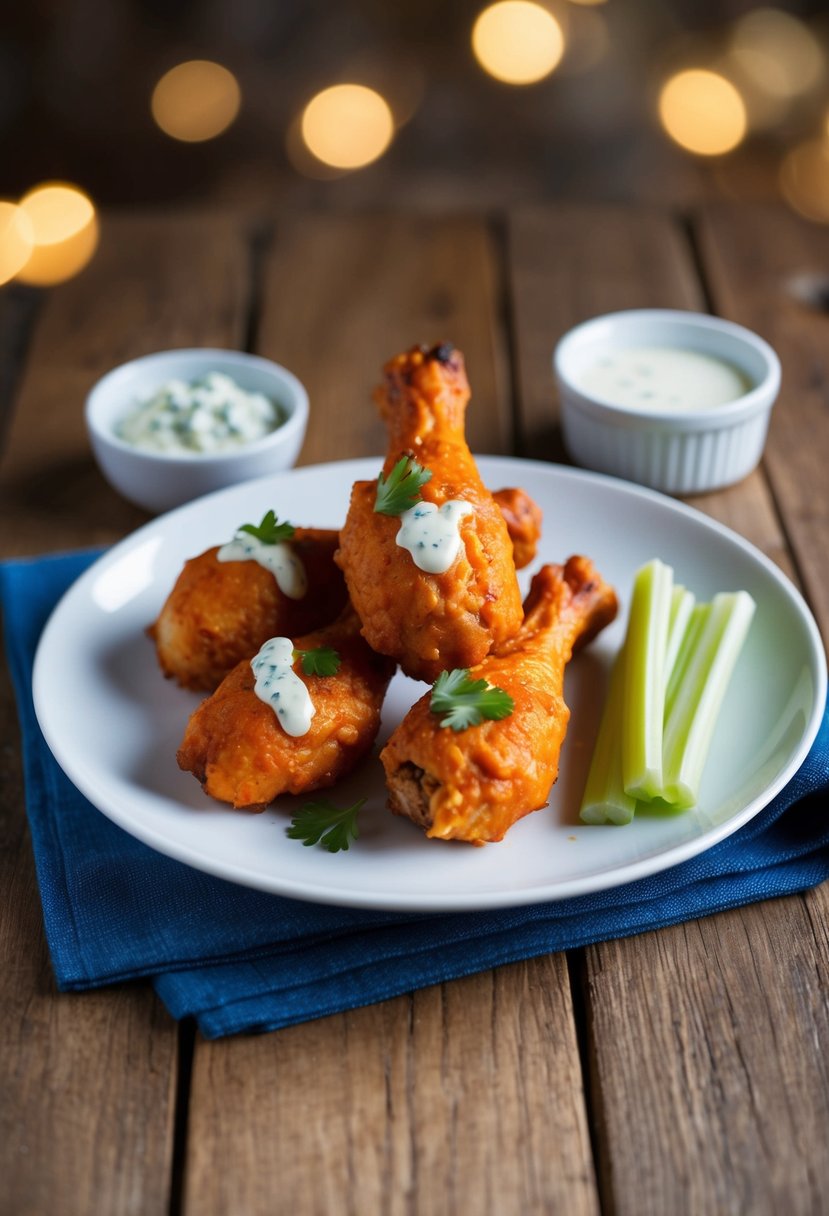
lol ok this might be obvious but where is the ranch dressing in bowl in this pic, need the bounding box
[577,347,751,412]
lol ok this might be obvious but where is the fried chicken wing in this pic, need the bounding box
[380,557,618,843]
[177,607,396,810]
[491,486,542,571]
[150,528,347,691]
[337,344,524,682]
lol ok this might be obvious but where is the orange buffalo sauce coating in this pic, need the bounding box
[337,344,524,683]
[381,558,618,843]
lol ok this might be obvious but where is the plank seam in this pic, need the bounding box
[168,1017,196,1216]
[489,213,524,458]
[566,949,614,1216]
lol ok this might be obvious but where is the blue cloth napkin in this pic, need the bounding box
[2,549,828,1039]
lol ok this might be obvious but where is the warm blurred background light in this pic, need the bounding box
[779,138,829,224]
[15,183,99,286]
[1,1,829,244]
[300,84,394,170]
[472,1,565,85]
[0,202,33,286]
[658,69,747,157]
[731,9,823,102]
[151,60,241,143]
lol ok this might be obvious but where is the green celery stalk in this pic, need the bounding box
[579,643,638,826]
[665,585,695,688]
[661,590,756,808]
[664,602,710,722]
[622,558,673,800]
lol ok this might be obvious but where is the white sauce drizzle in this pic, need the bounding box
[216,533,307,599]
[251,637,315,737]
[396,499,474,574]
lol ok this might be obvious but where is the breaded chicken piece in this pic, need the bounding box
[380,557,617,843]
[491,486,542,571]
[177,607,395,810]
[337,343,524,683]
[150,528,347,691]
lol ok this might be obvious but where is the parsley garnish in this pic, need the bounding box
[430,668,515,732]
[374,456,432,516]
[292,645,341,677]
[238,509,295,545]
[286,798,366,852]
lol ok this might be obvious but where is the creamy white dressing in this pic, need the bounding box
[251,637,315,737]
[217,533,307,599]
[577,347,750,412]
[116,371,282,454]
[396,499,474,574]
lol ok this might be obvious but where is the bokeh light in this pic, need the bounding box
[779,139,829,225]
[0,202,34,286]
[732,9,823,101]
[15,183,99,286]
[658,70,747,157]
[472,1,565,86]
[151,61,241,143]
[301,84,394,170]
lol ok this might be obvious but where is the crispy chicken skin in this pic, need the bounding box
[177,607,396,810]
[336,344,524,682]
[380,557,618,843]
[149,528,347,691]
[491,487,542,571]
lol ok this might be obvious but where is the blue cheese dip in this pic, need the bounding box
[251,637,315,736]
[116,372,282,454]
[396,500,473,574]
[216,533,307,599]
[577,347,750,412]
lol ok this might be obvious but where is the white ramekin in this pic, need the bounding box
[553,310,781,495]
[86,348,309,514]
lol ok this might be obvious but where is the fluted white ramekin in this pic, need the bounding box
[553,310,780,495]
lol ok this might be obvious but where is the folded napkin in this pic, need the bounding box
[2,550,828,1039]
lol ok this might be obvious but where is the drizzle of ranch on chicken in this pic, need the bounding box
[396,500,474,575]
[251,637,315,736]
[216,533,307,599]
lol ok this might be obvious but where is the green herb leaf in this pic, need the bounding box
[286,798,366,852]
[238,509,295,545]
[374,456,432,516]
[430,668,514,732]
[292,645,341,677]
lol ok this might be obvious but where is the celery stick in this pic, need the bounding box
[661,590,756,808]
[665,585,695,688]
[664,602,710,722]
[622,558,673,800]
[579,643,637,825]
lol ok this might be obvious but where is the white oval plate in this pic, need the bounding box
[33,457,826,912]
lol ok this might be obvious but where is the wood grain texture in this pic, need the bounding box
[257,213,512,463]
[509,204,829,1216]
[185,961,598,1216]
[183,212,599,1216]
[0,211,253,1215]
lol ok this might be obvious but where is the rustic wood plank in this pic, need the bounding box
[256,212,513,462]
[0,210,251,554]
[509,203,828,1216]
[186,962,597,1216]
[183,212,599,1216]
[0,210,253,1214]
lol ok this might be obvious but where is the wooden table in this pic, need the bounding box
[1,204,828,1216]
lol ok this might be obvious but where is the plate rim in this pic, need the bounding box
[32,455,828,911]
